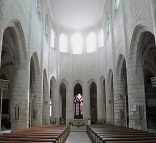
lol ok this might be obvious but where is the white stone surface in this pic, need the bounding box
[65,132,91,143]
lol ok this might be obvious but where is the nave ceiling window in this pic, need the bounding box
[72,33,83,54]
[60,33,68,53]
[98,28,104,47]
[45,15,49,38]
[87,32,97,53]
[115,0,120,10]
[50,29,55,48]
[35,0,41,15]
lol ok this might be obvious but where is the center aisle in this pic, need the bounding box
[65,132,92,143]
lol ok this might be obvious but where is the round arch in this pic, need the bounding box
[88,78,97,87]
[29,52,41,127]
[73,80,83,88]
[0,21,27,131]
[2,20,27,68]
[128,25,156,130]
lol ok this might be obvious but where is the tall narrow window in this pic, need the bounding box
[115,0,120,9]
[74,83,83,119]
[45,15,49,37]
[74,94,83,117]
[87,32,97,53]
[98,29,104,47]
[72,33,83,54]
[50,29,55,48]
[50,100,52,117]
[60,34,68,52]
[35,0,40,15]
[107,22,111,35]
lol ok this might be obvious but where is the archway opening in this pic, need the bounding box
[0,74,10,131]
[108,71,114,124]
[90,82,97,124]
[141,32,156,130]
[111,74,114,123]
[60,83,66,124]
[29,56,36,127]
[0,26,22,131]
[74,83,83,119]
[103,79,106,121]
[120,59,129,127]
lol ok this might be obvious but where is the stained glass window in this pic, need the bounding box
[74,94,83,118]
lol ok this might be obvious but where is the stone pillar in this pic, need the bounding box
[105,79,114,124]
[66,81,74,124]
[0,27,2,66]
[11,65,29,131]
[97,80,104,123]
[151,0,156,37]
[52,82,60,124]
[83,82,90,123]
[114,76,126,126]
[32,71,43,126]
[29,94,35,128]
[127,55,147,130]
[43,82,50,124]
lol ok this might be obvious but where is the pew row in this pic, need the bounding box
[86,124,156,143]
[0,125,70,143]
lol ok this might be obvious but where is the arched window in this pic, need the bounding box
[87,32,97,53]
[115,0,120,9]
[60,34,68,52]
[74,83,83,119]
[107,21,111,35]
[50,29,55,48]
[35,0,40,14]
[45,15,49,37]
[72,33,83,54]
[74,94,83,117]
[98,29,104,47]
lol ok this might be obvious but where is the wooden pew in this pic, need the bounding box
[0,125,70,143]
[86,124,156,143]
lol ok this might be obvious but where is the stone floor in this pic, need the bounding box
[66,132,92,143]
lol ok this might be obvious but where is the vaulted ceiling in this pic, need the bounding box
[49,0,105,30]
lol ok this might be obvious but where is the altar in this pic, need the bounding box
[72,119,85,126]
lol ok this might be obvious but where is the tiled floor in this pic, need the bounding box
[66,132,92,143]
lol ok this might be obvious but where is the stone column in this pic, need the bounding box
[32,71,43,126]
[43,82,50,124]
[11,64,29,131]
[52,82,60,124]
[66,81,74,124]
[114,76,126,126]
[105,79,114,124]
[127,55,147,130]
[29,94,35,128]
[83,82,90,123]
[97,80,104,123]
[151,0,156,37]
